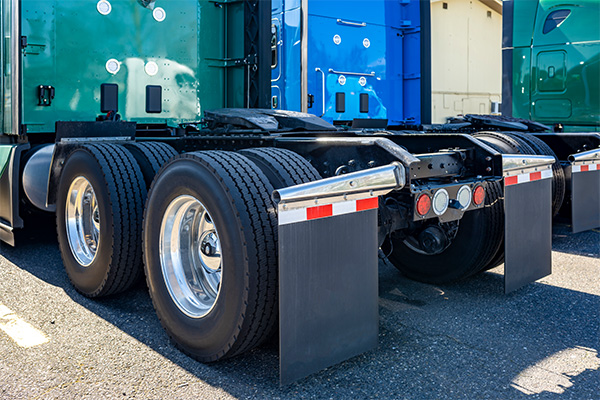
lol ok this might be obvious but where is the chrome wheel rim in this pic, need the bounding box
[65,176,100,267]
[159,195,222,318]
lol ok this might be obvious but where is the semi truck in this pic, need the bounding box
[271,0,600,233]
[1,0,556,383]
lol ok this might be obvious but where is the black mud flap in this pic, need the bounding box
[503,174,552,294]
[570,165,600,234]
[278,208,379,385]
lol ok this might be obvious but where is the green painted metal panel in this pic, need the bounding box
[20,0,244,132]
[511,47,532,120]
[0,144,14,176]
[510,0,600,130]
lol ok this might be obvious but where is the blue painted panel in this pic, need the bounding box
[273,0,423,125]
[308,0,404,28]
[307,15,403,123]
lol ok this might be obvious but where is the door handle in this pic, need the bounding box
[337,19,366,27]
[328,69,375,77]
[315,68,326,117]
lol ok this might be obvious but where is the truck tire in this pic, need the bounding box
[123,142,178,187]
[143,151,278,361]
[382,181,505,283]
[238,147,321,188]
[501,132,565,217]
[56,144,147,297]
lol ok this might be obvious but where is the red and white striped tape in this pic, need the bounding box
[572,163,600,173]
[278,197,379,225]
[505,169,553,186]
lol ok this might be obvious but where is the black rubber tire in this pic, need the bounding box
[143,151,278,361]
[473,131,537,155]
[383,181,505,284]
[238,147,322,189]
[123,142,178,188]
[56,144,147,297]
[502,132,566,217]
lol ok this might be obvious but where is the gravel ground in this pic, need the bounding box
[0,221,598,399]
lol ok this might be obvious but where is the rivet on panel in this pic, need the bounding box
[97,0,111,16]
[105,58,120,74]
[145,61,159,76]
[153,7,166,22]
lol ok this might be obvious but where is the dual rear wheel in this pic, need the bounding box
[56,145,318,361]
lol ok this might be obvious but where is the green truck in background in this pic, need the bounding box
[503,0,599,132]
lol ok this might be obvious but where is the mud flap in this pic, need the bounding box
[502,155,554,294]
[568,152,600,233]
[278,209,379,385]
[273,163,404,385]
[571,168,600,233]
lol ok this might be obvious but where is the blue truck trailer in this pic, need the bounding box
[272,0,600,233]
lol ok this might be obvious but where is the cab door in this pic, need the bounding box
[531,1,600,127]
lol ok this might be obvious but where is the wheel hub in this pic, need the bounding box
[159,195,222,318]
[65,176,100,267]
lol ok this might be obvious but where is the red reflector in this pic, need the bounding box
[581,165,589,172]
[530,171,542,181]
[356,197,379,212]
[416,194,431,216]
[307,204,333,220]
[505,175,519,186]
[473,186,485,206]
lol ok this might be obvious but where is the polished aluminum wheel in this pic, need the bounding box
[65,176,100,267]
[159,195,222,318]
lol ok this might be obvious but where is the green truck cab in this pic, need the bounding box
[503,0,600,132]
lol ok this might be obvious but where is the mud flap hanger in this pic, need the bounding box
[567,148,600,233]
[502,154,555,294]
[273,163,405,385]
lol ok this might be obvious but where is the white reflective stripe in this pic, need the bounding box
[0,304,49,348]
[517,173,531,184]
[278,208,306,225]
[573,163,600,173]
[332,200,357,216]
[278,197,378,225]
[541,169,553,180]
[505,169,553,186]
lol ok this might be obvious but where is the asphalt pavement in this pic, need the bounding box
[0,220,598,399]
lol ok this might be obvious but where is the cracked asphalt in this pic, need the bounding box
[0,220,598,399]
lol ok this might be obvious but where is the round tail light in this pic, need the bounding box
[416,193,431,216]
[432,189,450,215]
[456,185,472,210]
[473,185,485,206]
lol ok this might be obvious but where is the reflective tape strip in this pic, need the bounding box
[278,197,379,225]
[505,169,553,186]
[572,163,600,173]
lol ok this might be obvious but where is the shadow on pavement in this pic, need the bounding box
[0,218,598,399]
